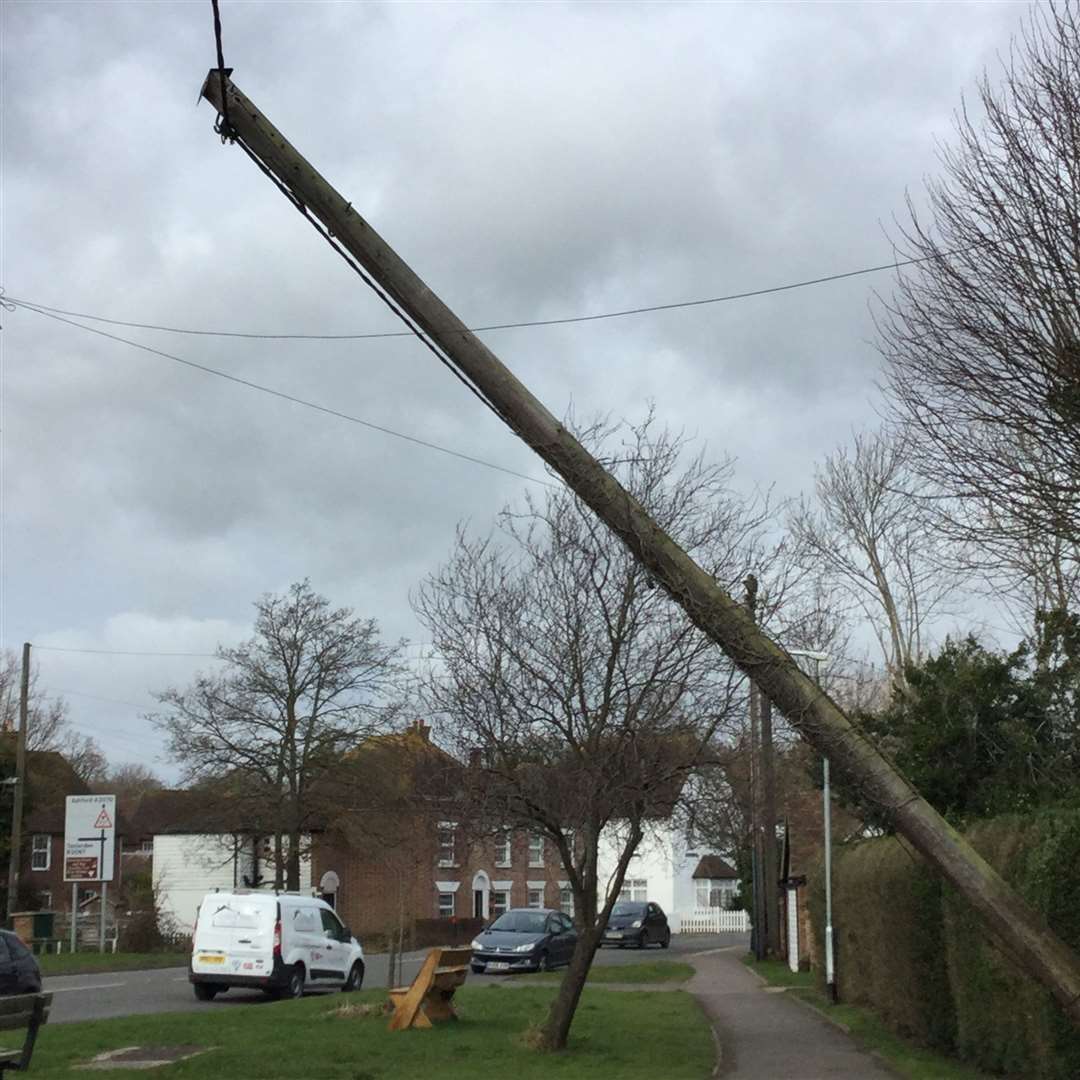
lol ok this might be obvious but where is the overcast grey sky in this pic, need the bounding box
[0,0,1026,775]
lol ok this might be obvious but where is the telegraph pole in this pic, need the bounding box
[760,689,779,958]
[745,576,777,959]
[199,71,1080,1021]
[5,642,30,921]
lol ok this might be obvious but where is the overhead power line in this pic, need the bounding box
[1,252,936,343]
[36,645,220,658]
[9,302,556,489]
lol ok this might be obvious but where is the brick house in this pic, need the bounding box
[310,722,588,939]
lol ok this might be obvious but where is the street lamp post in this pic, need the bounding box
[788,649,836,1003]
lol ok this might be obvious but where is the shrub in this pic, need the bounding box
[810,809,1080,1078]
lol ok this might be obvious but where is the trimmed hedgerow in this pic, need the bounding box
[809,810,1080,1079]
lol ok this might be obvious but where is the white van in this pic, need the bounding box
[189,890,364,1001]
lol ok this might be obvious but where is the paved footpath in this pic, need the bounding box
[687,947,895,1079]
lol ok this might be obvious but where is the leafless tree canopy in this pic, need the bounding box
[0,649,106,783]
[879,2,1080,568]
[414,417,774,1049]
[788,429,957,684]
[150,580,404,889]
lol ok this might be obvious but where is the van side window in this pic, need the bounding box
[320,908,345,941]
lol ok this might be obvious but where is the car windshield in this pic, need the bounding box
[488,910,548,934]
[611,902,645,917]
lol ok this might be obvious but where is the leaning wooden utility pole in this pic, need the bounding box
[5,642,30,921]
[201,71,1080,1023]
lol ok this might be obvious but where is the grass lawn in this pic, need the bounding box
[743,956,991,1080]
[2,985,715,1079]
[37,952,189,977]
[527,960,694,984]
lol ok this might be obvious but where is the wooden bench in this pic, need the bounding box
[387,946,472,1031]
[0,993,52,1074]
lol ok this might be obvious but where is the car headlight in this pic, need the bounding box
[631,919,643,928]
[470,938,483,950]
[513,941,536,952]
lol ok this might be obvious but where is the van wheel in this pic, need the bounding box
[286,965,305,999]
[342,961,364,992]
[193,983,218,1002]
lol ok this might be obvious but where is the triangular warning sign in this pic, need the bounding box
[93,806,113,829]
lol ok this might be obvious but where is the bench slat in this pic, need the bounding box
[0,994,51,1017]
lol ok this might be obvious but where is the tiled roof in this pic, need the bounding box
[692,855,739,880]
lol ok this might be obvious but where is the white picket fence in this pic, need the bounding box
[672,909,750,934]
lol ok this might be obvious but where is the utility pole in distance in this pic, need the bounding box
[745,575,778,959]
[199,70,1080,1022]
[5,642,30,921]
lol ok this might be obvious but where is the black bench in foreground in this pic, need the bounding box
[0,994,51,1074]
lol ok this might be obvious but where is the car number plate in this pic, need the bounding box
[198,954,225,965]
[488,961,510,971]
[606,931,623,939]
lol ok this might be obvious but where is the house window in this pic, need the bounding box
[619,878,648,903]
[695,881,711,909]
[437,822,457,868]
[490,890,510,917]
[559,885,574,917]
[30,835,50,872]
[528,834,544,868]
[527,887,544,909]
[495,831,511,868]
[140,839,154,854]
[437,891,455,918]
[38,890,52,909]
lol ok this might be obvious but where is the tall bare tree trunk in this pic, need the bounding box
[540,927,603,1050]
[286,828,301,891]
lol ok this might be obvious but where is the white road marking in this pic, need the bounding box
[50,981,126,993]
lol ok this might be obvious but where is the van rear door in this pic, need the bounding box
[195,897,276,980]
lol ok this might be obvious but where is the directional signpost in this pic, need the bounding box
[64,795,116,953]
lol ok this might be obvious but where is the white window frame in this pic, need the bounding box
[494,830,512,868]
[490,889,511,917]
[528,833,544,868]
[695,880,712,909]
[437,891,455,917]
[619,878,648,903]
[558,880,574,917]
[139,838,154,854]
[38,890,52,910]
[437,821,458,868]
[30,834,50,872]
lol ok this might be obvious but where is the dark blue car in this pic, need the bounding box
[0,931,42,996]
[470,908,577,974]
[600,900,671,949]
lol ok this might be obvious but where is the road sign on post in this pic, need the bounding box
[64,795,116,883]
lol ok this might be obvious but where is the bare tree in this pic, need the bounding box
[93,763,162,803]
[414,418,772,1051]
[0,648,106,782]
[788,429,956,687]
[150,580,404,890]
[879,2,1080,575]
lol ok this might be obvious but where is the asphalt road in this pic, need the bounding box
[44,933,745,1024]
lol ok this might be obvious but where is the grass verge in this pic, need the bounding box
[1,984,714,1079]
[525,960,694,984]
[742,955,991,1080]
[37,952,189,977]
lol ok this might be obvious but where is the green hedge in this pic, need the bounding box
[811,810,1080,1078]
